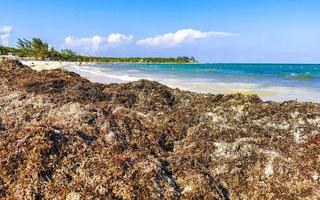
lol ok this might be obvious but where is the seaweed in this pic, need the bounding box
[0,59,319,199]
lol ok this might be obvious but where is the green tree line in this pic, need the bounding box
[0,38,197,63]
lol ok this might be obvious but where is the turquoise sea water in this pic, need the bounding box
[66,63,320,102]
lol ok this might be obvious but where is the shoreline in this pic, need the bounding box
[15,58,320,103]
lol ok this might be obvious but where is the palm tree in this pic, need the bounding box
[30,38,49,60]
[60,49,77,61]
[17,38,50,60]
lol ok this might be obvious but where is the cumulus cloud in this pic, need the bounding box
[107,33,133,46]
[64,33,133,51]
[0,25,12,34]
[0,25,13,46]
[64,35,103,51]
[137,28,236,47]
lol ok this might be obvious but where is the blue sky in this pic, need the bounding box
[1,0,320,63]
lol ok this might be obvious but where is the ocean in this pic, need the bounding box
[65,63,320,102]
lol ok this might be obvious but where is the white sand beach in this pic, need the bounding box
[20,60,72,71]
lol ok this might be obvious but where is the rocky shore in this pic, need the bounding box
[0,58,319,199]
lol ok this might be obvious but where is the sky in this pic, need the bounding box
[1,0,320,63]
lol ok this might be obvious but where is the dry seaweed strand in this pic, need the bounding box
[0,58,319,199]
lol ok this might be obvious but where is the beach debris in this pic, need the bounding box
[0,59,319,199]
[0,58,30,70]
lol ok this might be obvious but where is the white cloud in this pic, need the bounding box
[0,25,12,34]
[107,33,133,46]
[64,35,104,51]
[63,29,235,52]
[64,33,133,51]
[137,28,236,48]
[0,25,13,46]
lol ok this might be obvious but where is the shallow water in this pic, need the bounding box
[65,63,320,102]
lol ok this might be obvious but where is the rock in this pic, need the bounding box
[0,59,319,199]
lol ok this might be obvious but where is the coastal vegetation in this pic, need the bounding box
[0,38,197,63]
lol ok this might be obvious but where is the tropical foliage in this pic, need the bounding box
[0,38,197,63]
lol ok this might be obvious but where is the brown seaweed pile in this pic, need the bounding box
[0,58,319,199]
